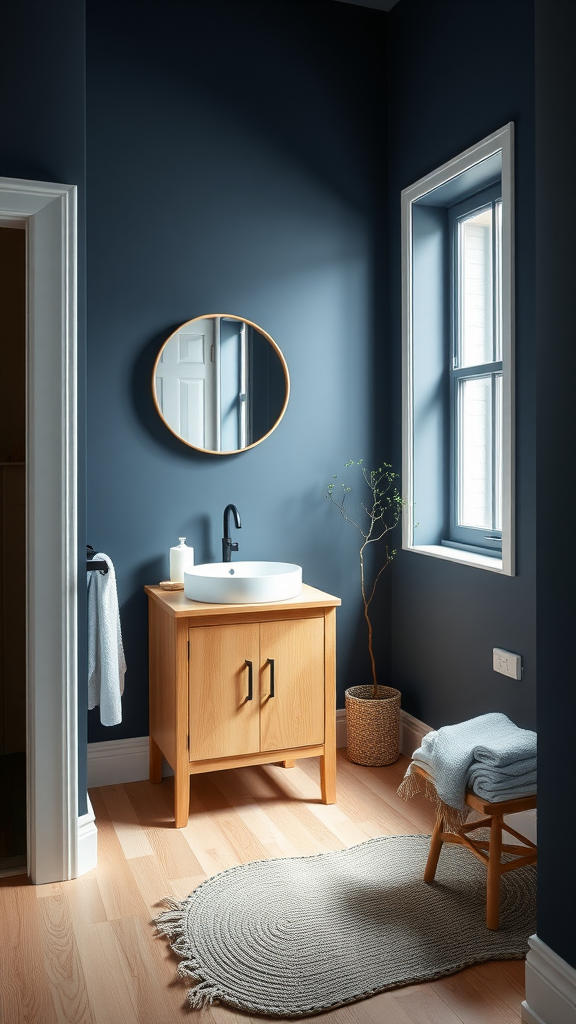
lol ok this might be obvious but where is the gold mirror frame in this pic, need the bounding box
[152,313,290,456]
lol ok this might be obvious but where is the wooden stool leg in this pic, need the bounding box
[486,813,503,929]
[424,816,445,883]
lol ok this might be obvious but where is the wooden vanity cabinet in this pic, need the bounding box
[145,584,340,827]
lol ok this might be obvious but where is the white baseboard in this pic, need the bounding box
[398,709,432,757]
[87,709,427,788]
[77,795,97,877]
[505,807,537,846]
[87,736,174,788]
[522,935,576,1024]
[88,736,152,787]
[87,712,535,847]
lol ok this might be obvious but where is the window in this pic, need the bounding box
[448,186,503,554]
[401,124,514,574]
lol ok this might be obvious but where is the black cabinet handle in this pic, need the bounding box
[245,660,253,701]
[267,658,275,698]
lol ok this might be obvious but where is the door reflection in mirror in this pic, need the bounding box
[153,314,289,455]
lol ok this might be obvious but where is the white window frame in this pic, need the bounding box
[401,123,515,575]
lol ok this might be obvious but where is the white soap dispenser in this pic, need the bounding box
[170,537,194,583]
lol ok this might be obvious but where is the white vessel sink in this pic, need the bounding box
[184,561,302,604]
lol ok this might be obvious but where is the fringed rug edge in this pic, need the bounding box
[154,896,221,1009]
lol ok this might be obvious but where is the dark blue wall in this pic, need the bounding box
[2,0,573,982]
[535,0,576,971]
[86,0,389,742]
[0,0,88,813]
[388,0,537,732]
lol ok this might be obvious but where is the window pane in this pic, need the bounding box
[458,207,493,367]
[458,376,492,529]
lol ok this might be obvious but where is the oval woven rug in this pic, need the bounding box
[154,833,536,1018]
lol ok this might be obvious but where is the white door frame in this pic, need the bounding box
[0,176,78,883]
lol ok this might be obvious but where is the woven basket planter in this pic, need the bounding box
[345,684,401,766]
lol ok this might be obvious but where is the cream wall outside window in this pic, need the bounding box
[401,123,515,575]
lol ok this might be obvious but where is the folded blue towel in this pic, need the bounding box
[470,755,536,778]
[405,713,536,812]
[466,761,536,803]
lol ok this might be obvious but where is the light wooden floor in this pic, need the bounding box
[0,752,526,1024]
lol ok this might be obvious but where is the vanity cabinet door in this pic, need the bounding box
[259,617,325,752]
[189,623,260,761]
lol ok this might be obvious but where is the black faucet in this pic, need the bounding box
[222,504,241,562]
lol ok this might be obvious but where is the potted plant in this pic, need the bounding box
[327,460,402,766]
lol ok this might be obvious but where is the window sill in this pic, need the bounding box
[405,543,504,573]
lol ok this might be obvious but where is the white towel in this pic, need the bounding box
[87,553,126,726]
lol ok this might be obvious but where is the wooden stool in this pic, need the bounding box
[413,766,537,929]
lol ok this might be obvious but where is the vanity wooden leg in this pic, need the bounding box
[320,746,337,804]
[424,816,444,883]
[321,607,337,805]
[174,768,190,828]
[149,736,162,784]
[282,759,295,768]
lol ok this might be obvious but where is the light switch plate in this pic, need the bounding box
[493,647,522,680]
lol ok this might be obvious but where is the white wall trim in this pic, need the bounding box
[87,714,536,841]
[506,806,538,846]
[87,710,535,848]
[522,935,576,1024]
[88,736,159,787]
[87,709,430,789]
[405,543,503,574]
[1,176,78,884]
[77,796,97,877]
[398,708,432,756]
[401,122,515,576]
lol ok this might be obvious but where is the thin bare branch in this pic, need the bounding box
[327,492,367,539]
[326,460,402,698]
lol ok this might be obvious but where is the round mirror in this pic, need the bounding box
[152,314,290,455]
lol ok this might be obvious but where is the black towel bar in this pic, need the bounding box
[86,545,108,574]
